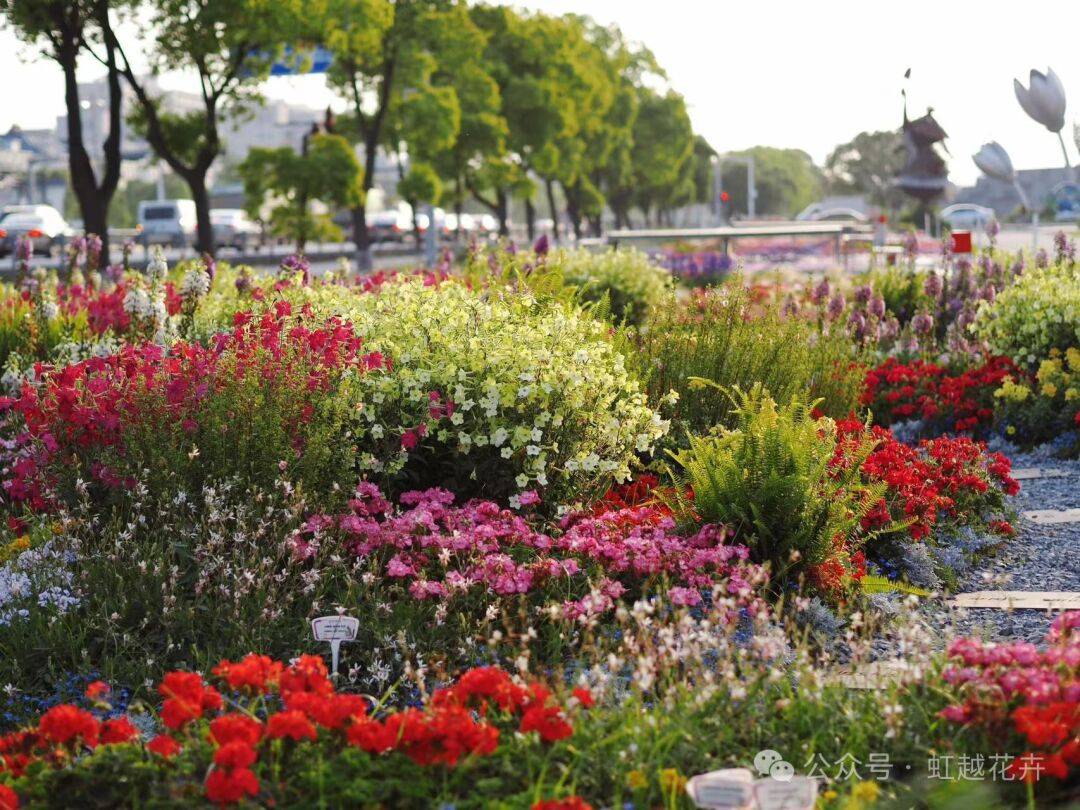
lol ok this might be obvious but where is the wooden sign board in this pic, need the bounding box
[950,591,1080,610]
[1023,508,1080,525]
[1010,467,1068,481]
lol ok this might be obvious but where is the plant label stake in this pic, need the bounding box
[311,615,359,679]
[686,768,755,809]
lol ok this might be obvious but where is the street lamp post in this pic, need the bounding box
[714,154,757,223]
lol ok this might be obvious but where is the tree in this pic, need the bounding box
[324,0,468,270]
[628,87,694,226]
[2,0,124,255]
[239,133,363,251]
[722,146,823,218]
[109,0,306,255]
[823,129,906,210]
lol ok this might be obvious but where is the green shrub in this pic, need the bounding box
[278,277,668,503]
[972,257,1080,365]
[638,281,864,445]
[554,247,673,326]
[670,385,882,592]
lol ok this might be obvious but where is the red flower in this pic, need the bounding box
[532,799,593,810]
[519,703,573,743]
[159,672,222,730]
[344,716,394,754]
[37,704,100,748]
[100,717,139,745]
[213,741,257,770]
[209,714,263,747]
[205,765,259,805]
[265,710,317,742]
[571,687,595,709]
[84,681,110,701]
[147,734,181,758]
[213,654,282,694]
[285,691,367,730]
[278,655,333,698]
[0,784,17,810]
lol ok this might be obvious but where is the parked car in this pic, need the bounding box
[368,208,411,243]
[0,205,70,257]
[210,208,260,251]
[137,199,198,248]
[939,203,996,231]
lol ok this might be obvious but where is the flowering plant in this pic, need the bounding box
[994,347,1080,456]
[937,612,1080,791]
[0,656,596,808]
[861,356,1019,435]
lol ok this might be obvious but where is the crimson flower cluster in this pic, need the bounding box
[0,303,386,513]
[0,655,591,808]
[862,356,1020,434]
[938,612,1080,783]
[834,417,1018,544]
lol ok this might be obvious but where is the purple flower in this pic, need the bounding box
[911,311,934,335]
[853,284,873,305]
[847,309,868,340]
[235,272,251,295]
[532,233,549,257]
[280,253,310,285]
[201,252,216,283]
[985,219,1000,239]
[980,283,996,303]
[1035,248,1048,269]
[810,277,830,305]
[923,272,942,299]
[869,294,886,319]
[1054,231,1075,264]
[781,295,800,317]
[903,231,919,257]
[826,292,845,321]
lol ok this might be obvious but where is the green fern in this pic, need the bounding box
[858,575,932,598]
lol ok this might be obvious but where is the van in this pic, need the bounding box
[137,199,198,248]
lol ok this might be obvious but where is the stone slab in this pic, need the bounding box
[950,591,1080,610]
[1010,467,1069,481]
[1022,508,1080,525]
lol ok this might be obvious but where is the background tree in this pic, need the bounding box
[628,87,694,226]
[822,129,906,211]
[722,146,823,218]
[239,133,363,251]
[110,0,305,255]
[2,0,124,255]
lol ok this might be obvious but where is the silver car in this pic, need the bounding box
[0,205,70,257]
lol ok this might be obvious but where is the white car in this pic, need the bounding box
[210,209,260,251]
[940,203,996,231]
[0,205,70,257]
[138,199,198,248]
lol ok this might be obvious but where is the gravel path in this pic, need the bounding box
[914,451,1080,645]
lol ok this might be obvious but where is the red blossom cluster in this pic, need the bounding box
[862,356,1020,433]
[55,281,183,336]
[938,612,1080,784]
[0,303,386,512]
[834,417,1018,543]
[0,656,588,807]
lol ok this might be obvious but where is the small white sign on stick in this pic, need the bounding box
[753,776,819,810]
[311,614,359,678]
[686,768,755,809]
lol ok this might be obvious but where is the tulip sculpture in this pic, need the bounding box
[1013,68,1072,169]
[973,141,1029,210]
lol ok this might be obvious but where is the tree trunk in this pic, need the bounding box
[496,190,509,237]
[189,175,213,255]
[545,179,559,244]
[453,178,463,242]
[60,38,101,251]
[524,197,535,242]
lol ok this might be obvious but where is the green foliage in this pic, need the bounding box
[555,248,673,326]
[858,574,932,598]
[722,146,823,218]
[670,385,882,591]
[972,257,1080,364]
[822,130,908,210]
[239,133,364,248]
[637,280,865,444]
[396,161,442,206]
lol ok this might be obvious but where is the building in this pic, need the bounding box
[952,167,1077,219]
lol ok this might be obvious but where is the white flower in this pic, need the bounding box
[514,474,529,488]
[500,447,513,459]
[491,428,509,447]
[179,267,210,300]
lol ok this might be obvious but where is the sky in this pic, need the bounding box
[1,0,1077,187]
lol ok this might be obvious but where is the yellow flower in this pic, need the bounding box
[1050,347,1062,358]
[1066,388,1079,401]
[1067,347,1080,371]
[1041,383,1058,398]
[658,768,686,795]
[851,781,880,802]
[1006,425,1017,435]
[626,770,648,791]
[824,790,839,801]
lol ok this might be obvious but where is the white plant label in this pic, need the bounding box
[1023,508,1080,525]
[1010,467,1068,480]
[753,776,818,810]
[311,615,359,678]
[686,769,755,809]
